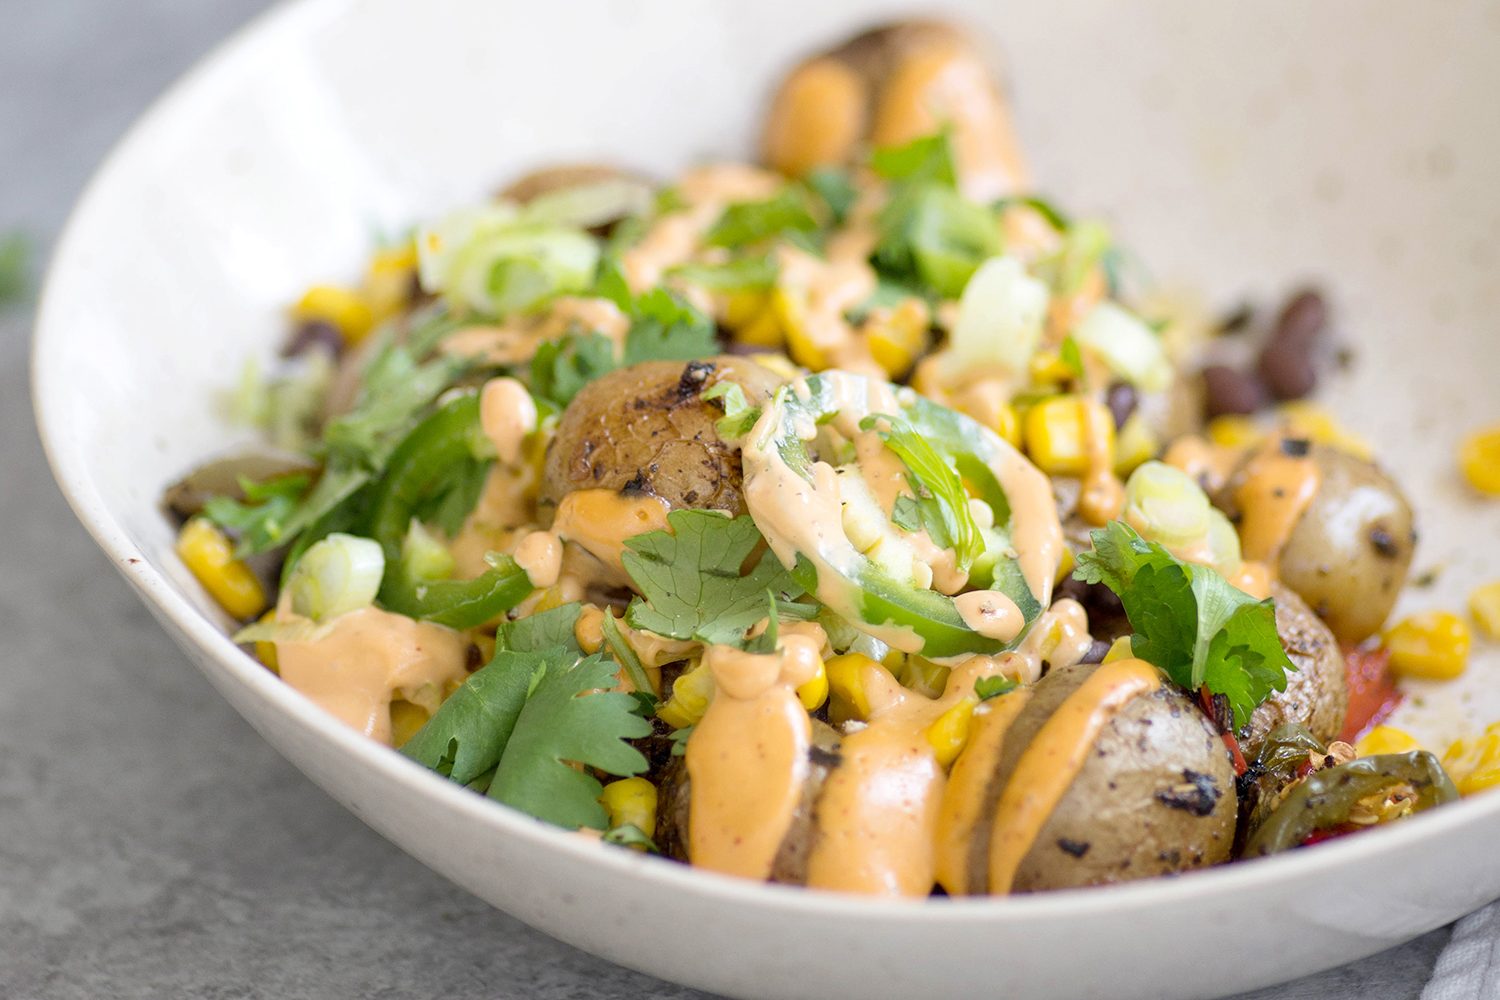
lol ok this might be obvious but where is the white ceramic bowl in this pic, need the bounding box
[33,2,1500,997]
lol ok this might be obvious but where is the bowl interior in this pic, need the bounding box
[32,2,1500,998]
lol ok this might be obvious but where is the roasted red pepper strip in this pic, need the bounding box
[1339,645,1403,744]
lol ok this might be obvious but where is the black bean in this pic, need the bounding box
[1272,288,1328,347]
[1257,341,1317,400]
[280,319,343,359]
[1105,381,1138,428]
[1201,365,1268,417]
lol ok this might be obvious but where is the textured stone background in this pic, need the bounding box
[0,2,1450,997]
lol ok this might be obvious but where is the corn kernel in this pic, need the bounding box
[1355,725,1422,758]
[1102,636,1134,664]
[599,776,658,839]
[1277,402,1372,459]
[1113,413,1160,476]
[1443,724,1500,796]
[721,289,771,331]
[865,299,928,379]
[657,661,716,729]
[1460,426,1500,495]
[747,352,800,381]
[1027,351,1075,387]
[926,696,978,768]
[363,243,417,326]
[1384,611,1472,681]
[389,699,431,748]
[1206,415,1262,451]
[291,284,375,344]
[253,609,279,674]
[1470,581,1500,640]
[826,653,881,724]
[734,295,785,349]
[176,518,267,620]
[1024,395,1114,477]
[1053,546,1077,587]
[773,288,829,370]
[796,659,829,712]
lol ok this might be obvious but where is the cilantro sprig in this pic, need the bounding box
[202,473,311,556]
[402,603,651,829]
[1073,521,1295,728]
[621,509,814,647]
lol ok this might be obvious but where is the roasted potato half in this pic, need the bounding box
[957,662,1237,893]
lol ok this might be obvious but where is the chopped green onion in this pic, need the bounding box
[518,178,654,230]
[1072,301,1172,393]
[401,519,456,582]
[1122,461,1212,551]
[948,256,1049,375]
[287,532,385,621]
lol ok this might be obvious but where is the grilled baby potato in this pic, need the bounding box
[541,356,785,515]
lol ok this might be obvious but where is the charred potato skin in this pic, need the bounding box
[541,357,784,515]
[1276,446,1417,646]
[967,663,1236,893]
[1238,583,1348,757]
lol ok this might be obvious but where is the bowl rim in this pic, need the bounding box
[30,0,1500,927]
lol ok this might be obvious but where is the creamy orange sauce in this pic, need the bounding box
[934,682,1033,894]
[478,376,537,466]
[574,604,606,654]
[986,658,1161,894]
[512,530,562,589]
[869,38,1028,201]
[776,244,882,377]
[742,371,1064,654]
[685,633,822,880]
[851,426,966,594]
[1234,437,1321,568]
[805,656,1007,896]
[275,606,469,745]
[953,590,1025,643]
[1078,396,1125,526]
[448,463,537,580]
[1164,435,1239,495]
[1010,597,1094,684]
[550,488,671,580]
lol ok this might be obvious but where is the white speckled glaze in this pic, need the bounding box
[31,2,1500,997]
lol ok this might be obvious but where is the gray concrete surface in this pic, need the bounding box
[0,2,1452,997]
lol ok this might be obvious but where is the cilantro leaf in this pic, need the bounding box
[400,646,546,784]
[975,675,1018,701]
[594,257,720,366]
[804,167,859,226]
[891,494,924,533]
[868,131,1001,300]
[487,653,650,829]
[202,473,312,556]
[861,413,984,571]
[705,187,819,249]
[870,132,958,185]
[497,603,583,655]
[1073,521,1295,727]
[323,343,466,469]
[622,509,810,646]
[530,331,618,406]
[700,381,762,440]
